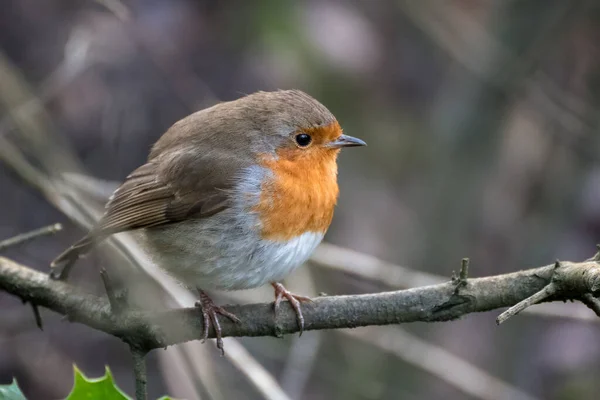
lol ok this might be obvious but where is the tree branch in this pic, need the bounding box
[1,255,600,354]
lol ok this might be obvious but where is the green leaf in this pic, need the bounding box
[66,365,131,400]
[0,379,27,400]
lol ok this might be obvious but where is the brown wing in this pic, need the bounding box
[96,162,227,234]
[50,159,232,276]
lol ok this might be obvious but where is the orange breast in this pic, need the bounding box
[255,148,340,241]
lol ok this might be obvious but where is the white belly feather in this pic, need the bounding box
[140,217,323,290]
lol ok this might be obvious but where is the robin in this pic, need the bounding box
[51,89,366,353]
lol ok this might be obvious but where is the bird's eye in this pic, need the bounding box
[295,133,312,147]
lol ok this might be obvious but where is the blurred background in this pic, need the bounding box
[1,0,600,399]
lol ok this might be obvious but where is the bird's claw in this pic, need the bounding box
[272,282,312,335]
[195,290,240,355]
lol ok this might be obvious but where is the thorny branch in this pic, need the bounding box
[1,253,600,354]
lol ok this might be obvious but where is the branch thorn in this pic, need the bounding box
[452,258,470,293]
[100,268,127,314]
[31,303,43,331]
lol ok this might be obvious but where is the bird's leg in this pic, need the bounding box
[195,289,240,355]
[49,257,78,281]
[271,282,312,335]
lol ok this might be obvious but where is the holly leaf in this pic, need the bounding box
[66,365,131,400]
[0,379,26,400]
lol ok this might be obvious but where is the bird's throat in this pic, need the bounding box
[256,150,339,241]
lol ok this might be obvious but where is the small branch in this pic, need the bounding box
[579,293,600,317]
[130,346,148,400]
[100,269,119,312]
[496,284,557,325]
[452,258,470,293]
[586,244,600,262]
[497,260,600,325]
[100,269,127,315]
[459,258,470,281]
[0,223,62,252]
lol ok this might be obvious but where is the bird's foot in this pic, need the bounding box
[195,290,241,355]
[49,259,77,281]
[271,282,312,335]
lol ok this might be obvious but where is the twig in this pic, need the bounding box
[100,269,119,311]
[0,223,62,252]
[130,347,148,400]
[579,293,600,317]
[497,260,600,324]
[100,269,128,314]
[452,257,470,293]
[497,260,562,325]
[459,258,470,281]
[496,284,557,325]
[587,244,600,262]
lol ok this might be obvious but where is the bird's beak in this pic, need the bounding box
[328,134,367,149]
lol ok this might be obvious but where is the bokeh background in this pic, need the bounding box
[2,0,600,399]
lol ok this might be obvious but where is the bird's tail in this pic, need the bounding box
[50,235,98,280]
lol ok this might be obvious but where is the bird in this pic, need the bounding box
[51,89,366,353]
